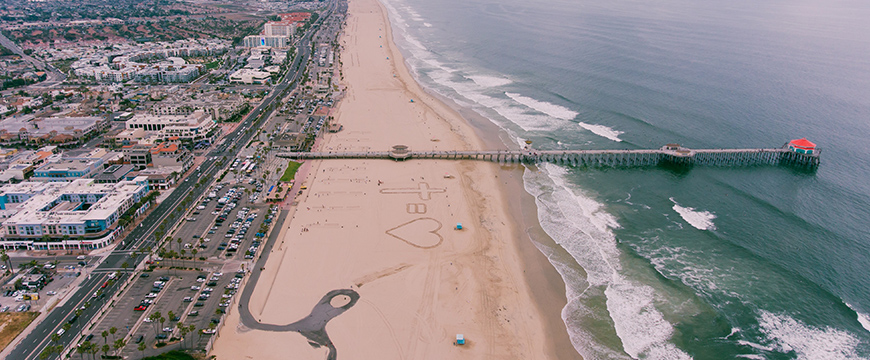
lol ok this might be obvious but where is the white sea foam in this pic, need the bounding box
[757,310,866,360]
[525,164,691,359]
[577,122,624,142]
[506,92,579,120]
[845,302,870,333]
[737,340,775,352]
[735,355,766,360]
[670,198,716,230]
[467,75,512,88]
[423,22,432,27]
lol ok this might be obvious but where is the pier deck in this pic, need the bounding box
[276,144,820,169]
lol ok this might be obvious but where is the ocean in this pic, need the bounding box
[376,0,870,358]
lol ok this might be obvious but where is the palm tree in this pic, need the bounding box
[176,238,182,252]
[0,249,11,274]
[180,249,186,267]
[101,330,108,346]
[109,326,117,342]
[137,341,146,357]
[121,261,129,273]
[78,341,95,360]
[101,344,110,358]
[148,311,162,339]
[113,338,125,356]
[191,248,198,266]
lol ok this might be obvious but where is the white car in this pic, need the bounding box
[143,318,153,323]
[202,329,216,334]
[196,278,206,283]
[46,291,57,296]
[163,327,173,332]
[145,293,158,298]
[190,286,201,291]
[213,272,223,277]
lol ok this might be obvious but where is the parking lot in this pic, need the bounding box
[81,267,244,358]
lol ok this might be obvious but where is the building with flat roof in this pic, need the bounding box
[126,111,216,141]
[229,69,272,84]
[93,164,135,184]
[244,35,290,48]
[0,177,150,250]
[0,115,106,145]
[264,21,296,37]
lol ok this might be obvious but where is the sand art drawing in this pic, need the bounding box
[385,217,443,248]
[379,182,445,200]
[241,289,360,360]
[406,203,427,214]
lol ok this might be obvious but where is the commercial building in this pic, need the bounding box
[126,111,217,141]
[0,177,151,250]
[229,69,272,84]
[0,115,107,145]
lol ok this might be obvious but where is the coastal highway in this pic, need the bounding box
[6,2,336,358]
[0,32,66,88]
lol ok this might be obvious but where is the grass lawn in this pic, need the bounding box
[142,350,195,360]
[0,312,39,351]
[280,161,302,182]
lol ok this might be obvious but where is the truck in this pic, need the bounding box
[208,192,217,198]
[218,198,228,205]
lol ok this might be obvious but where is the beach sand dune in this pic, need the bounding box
[211,0,571,358]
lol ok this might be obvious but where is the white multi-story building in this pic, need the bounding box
[125,111,216,141]
[264,21,295,37]
[0,177,151,250]
[244,35,291,48]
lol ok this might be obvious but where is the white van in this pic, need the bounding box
[57,328,65,336]
[77,255,86,260]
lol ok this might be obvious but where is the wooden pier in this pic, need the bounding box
[277,144,821,169]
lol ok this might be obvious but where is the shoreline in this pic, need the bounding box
[381,6,579,359]
[211,0,578,358]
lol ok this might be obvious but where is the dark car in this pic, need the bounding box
[155,334,167,340]
[194,302,205,307]
[85,334,94,341]
[135,335,144,343]
[211,318,221,324]
[78,261,87,266]
[139,273,150,278]
[159,276,170,281]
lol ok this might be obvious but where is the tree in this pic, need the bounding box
[177,238,182,253]
[137,341,146,356]
[191,248,198,264]
[0,249,11,274]
[113,338,125,356]
[101,344,110,358]
[101,330,108,345]
[78,341,95,360]
[148,311,162,340]
[121,261,129,273]
[109,326,117,342]
[167,311,175,324]
[180,249,186,267]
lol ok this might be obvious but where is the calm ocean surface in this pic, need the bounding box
[377,0,870,358]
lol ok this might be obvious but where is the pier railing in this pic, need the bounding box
[276,145,820,169]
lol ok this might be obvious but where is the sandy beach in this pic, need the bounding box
[211,0,575,358]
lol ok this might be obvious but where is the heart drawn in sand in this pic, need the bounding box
[385,217,444,249]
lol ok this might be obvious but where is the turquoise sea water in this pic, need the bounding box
[378,0,870,358]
